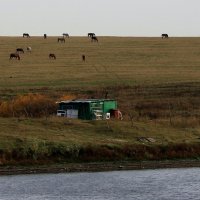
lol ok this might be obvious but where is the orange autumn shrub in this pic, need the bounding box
[58,94,77,101]
[0,93,57,117]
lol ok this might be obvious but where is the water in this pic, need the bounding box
[0,168,200,200]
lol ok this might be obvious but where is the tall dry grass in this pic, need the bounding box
[0,93,56,117]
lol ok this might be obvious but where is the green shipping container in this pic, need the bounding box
[57,99,117,120]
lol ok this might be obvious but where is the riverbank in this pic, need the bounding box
[1,160,200,175]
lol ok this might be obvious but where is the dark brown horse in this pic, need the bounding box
[88,33,95,37]
[63,33,69,38]
[10,53,20,60]
[57,37,65,43]
[49,53,56,59]
[82,54,85,61]
[23,33,30,38]
[16,48,24,53]
[161,34,168,39]
[91,36,98,42]
[44,34,47,39]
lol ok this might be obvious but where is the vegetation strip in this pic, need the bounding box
[1,37,200,169]
[1,160,200,175]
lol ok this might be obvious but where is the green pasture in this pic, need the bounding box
[0,116,200,164]
[0,36,200,91]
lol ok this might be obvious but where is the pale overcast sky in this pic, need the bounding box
[0,0,199,36]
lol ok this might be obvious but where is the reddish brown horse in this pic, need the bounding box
[49,53,56,59]
[10,53,20,60]
[58,37,65,43]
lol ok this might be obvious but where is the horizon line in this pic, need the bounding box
[0,34,200,37]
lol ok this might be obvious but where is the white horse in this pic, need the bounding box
[27,46,32,53]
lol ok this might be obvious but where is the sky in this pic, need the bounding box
[0,0,200,37]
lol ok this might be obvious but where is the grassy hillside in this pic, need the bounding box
[0,36,200,165]
[1,36,200,91]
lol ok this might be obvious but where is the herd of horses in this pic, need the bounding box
[9,32,169,61]
[9,32,97,61]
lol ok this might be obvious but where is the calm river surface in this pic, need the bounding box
[0,168,200,200]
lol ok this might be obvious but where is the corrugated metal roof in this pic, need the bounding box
[58,99,115,104]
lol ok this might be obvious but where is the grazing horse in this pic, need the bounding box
[16,48,24,53]
[88,33,95,37]
[23,33,30,38]
[49,53,56,59]
[57,37,65,43]
[63,33,69,38]
[161,34,168,39]
[82,54,85,61]
[91,36,98,42]
[10,53,20,60]
[27,46,32,53]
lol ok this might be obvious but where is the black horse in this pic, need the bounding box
[10,53,20,60]
[82,54,86,61]
[23,33,30,38]
[91,36,98,42]
[161,34,168,39]
[16,48,24,53]
[88,33,95,37]
[63,33,69,38]
[49,53,56,59]
[58,37,65,43]
[44,34,47,39]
